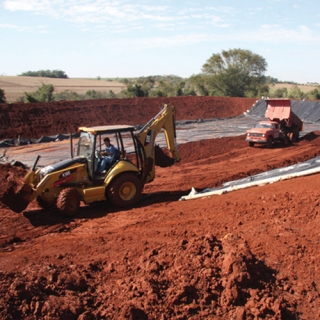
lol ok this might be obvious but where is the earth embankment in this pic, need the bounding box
[0,96,257,139]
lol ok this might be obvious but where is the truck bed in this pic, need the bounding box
[265,99,303,131]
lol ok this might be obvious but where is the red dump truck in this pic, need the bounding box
[246,99,303,148]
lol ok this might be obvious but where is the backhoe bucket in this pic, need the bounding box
[155,145,175,167]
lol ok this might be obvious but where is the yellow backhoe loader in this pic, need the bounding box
[6,104,181,215]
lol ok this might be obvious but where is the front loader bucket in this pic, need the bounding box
[0,182,33,213]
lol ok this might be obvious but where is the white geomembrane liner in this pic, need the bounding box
[180,156,320,201]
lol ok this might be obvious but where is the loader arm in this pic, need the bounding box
[135,104,181,184]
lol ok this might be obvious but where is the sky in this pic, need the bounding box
[1,0,320,83]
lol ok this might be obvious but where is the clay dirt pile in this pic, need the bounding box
[1,96,320,319]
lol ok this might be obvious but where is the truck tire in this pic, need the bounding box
[293,131,299,142]
[288,132,294,142]
[57,188,80,216]
[266,136,273,148]
[249,142,255,147]
[36,195,56,209]
[107,173,142,207]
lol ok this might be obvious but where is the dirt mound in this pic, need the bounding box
[0,234,294,319]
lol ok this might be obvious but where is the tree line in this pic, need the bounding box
[0,49,319,103]
[19,69,68,78]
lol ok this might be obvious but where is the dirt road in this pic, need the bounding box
[1,97,320,319]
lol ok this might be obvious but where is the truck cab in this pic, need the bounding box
[246,121,280,148]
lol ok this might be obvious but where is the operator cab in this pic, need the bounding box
[77,125,145,184]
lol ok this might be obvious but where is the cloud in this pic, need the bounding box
[0,22,48,33]
[3,0,57,13]
[257,24,319,43]
[107,23,320,51]
[3,1,318,45]
[2,0,231,30]
[0,23,19,29]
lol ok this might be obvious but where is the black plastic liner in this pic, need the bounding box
[0,133,80,148]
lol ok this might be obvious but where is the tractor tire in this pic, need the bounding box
[57,188,80,217]
[266,136,273,148]
[249,142,255,147]
[107,173,142,207]
[36,195,56,209]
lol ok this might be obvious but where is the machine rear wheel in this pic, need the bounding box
[107,173,142,207]
[57,188,80,216]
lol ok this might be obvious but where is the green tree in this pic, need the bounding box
[201,48,267,97]
[0,88,6,103]
[19,69,68,78]
[105,90,117,98]
[151,80,174,97]
[54,90,80,101]
[189,74,209,96]
[288,85,304,99]
[125,83,148,97]
[305,88,320,100]
[24,93,38,103]
[37,83,54,101]
[22,83,54,103]
[271,87,288,98]
[265,76,279,85]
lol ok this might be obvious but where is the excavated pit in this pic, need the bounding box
[1,96,320,319]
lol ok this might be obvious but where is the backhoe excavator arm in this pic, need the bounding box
[135,104,181,184]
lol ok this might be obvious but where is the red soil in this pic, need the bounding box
[0,96,319,319]
[0,96,256,139]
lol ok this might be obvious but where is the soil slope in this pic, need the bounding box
[0,96,256,139]
[0,97,319,319]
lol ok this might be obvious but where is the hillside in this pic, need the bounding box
[272,82,319,92]
[1,76,319,103]
[0,76,126,103]
[0,96,257,140]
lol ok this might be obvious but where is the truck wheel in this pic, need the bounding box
[107,173,142,207]
[249,142,255,147]
[293,131,299,142]
[36,195,56,209]
[288,132,294,142]
[266,137,273,148]
[57,188,80,216]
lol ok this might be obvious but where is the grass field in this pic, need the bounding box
[0,76,318,103]
[0,76,127,103]
[271,83,319,91]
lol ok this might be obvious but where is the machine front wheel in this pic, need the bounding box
[57,188,80,216]
[249,142,255,147]
[36,195,56,209]
[107,173,142,207]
